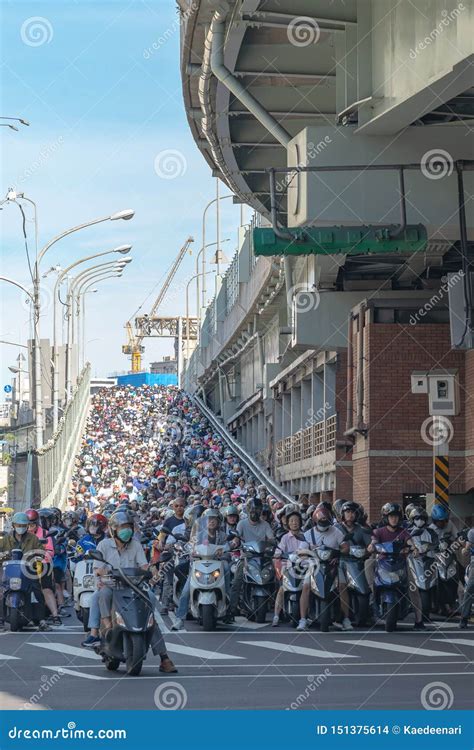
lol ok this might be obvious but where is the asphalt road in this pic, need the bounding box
[0,604,472,711]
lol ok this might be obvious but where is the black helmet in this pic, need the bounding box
[383,503,403,524]
[246,498,262,521]
[285,506,302,524]
[38,508,55,530]
[341,501,359,517]
[333,498,346,520]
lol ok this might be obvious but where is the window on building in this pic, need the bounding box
[402,493,426,510]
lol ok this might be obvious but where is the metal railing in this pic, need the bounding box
[276,414,338,467]
[191,393,295,505]
[34,364,91,508]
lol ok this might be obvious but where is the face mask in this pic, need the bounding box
[317,522,330,532]
[14,525,27,536]
[414,519,425,528]
[89,524,98,534]
[116,527,133,543]
[64,519,72,528]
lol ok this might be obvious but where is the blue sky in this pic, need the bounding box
[0,0,243,392]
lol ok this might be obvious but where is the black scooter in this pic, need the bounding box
[87,550,155,676]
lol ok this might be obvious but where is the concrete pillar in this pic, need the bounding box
[282,392,291,437]
[324,362,336,418]
[274,398,282,442]
[301,378,312,430]
[291,385,302,435]
[312,371,324,422]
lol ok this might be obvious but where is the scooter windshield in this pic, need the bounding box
[190,516,226,557]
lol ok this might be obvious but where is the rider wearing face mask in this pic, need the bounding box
[0,513,49,631]
[93,510,177,674]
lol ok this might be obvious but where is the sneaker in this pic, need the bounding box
[459,619,468,630]
[342,617,353,631]
[296,618,307,631]
[171,618,184,631]
[52,616,62,626]
[414,621,426,631]
[59,607,71,617]
[159,606,169,616]
[81,635,101,648]
[272,615,280,627]
[37,620,52,632]
[159,657,177,674]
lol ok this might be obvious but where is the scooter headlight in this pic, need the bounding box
[350,546,366,558]
[447,563,457,578]
[211,570,221,580]
[261,567,272,582]
[82,575,95,588]
[9,578,21,590]
[317,549,331,561]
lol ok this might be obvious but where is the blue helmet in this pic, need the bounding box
[431,504,449,522]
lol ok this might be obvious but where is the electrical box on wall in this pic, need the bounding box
[410,372,428,394]
[427,371,459,416]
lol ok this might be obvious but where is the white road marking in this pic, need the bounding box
[166,643,244,660]
[87,670,474,681]
[0,654,20,660]
[168,612,186,631]
[239,640,357,659]
[42,666,107,680]
[337,639,458,657]
[433,638,474,648]
[29,642,100,660]
[232,617,268,630]
[71,659,473,670]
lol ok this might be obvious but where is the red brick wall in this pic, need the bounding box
[350,319,465,520]
[465,350,474,492]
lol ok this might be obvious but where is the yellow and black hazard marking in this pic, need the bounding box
[434,455,449,504]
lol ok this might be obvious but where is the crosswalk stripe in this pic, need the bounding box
[232,617,268,630]
[168,612,186,631]
[166,643,243,660]
[239,640,357,659]
[337,639,457,657]
[433,638,474,648]
[0,653,20,661]
[29,643,100,660]
[42,666,107,680]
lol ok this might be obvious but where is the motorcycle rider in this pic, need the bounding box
[0,512,51,631]
[459,528,474,629]
[407,507,438,627]
[93,510,177,673]
[272,507,308,627]
[222,504,239,535]
[368,503,424,629]
[156,497,187,614]
[172,508,230,630]
[297,506,347,631]
[228,497,275,618]
[336,501,371,630]
[25,509,61,626]
[74,514,108,559]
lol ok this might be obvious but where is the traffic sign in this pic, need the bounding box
[3,385,12,393]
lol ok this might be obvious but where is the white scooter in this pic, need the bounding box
[189,543,228,631]
[73,558,97,631]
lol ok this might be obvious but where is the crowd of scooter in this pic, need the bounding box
[1,384,473,675]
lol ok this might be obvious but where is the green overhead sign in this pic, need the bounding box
[253,225,428,257]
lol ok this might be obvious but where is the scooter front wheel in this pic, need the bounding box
[385,602,399,632]
[81,607,90,632]
[319,602,332,632]
[9,609,21,632]
[253,597,267,624]
[125,633,146,676]
[201,604,216,631]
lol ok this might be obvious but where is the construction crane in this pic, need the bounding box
[122,236,194,372]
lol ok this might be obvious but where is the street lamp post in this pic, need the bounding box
[186,270,214,361]
[32,208,134,447]
[74,266,128,369]
[51,247,132,429]
[195,238,230,325]
[200,194,233,315]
